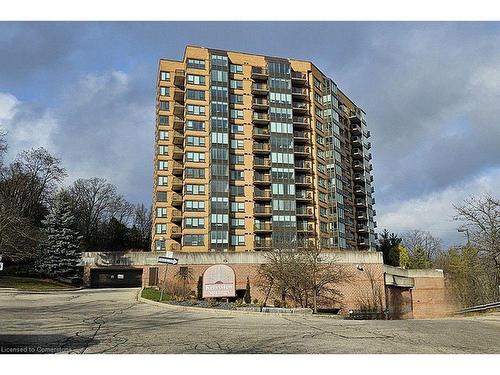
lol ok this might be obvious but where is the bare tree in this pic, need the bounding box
[453,194,500,300]
[0,130,7,167]
[133,203,152,249]
[0,205,40,262]
[402,229,442,262]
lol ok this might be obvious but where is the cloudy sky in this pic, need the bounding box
[1,22,499,246]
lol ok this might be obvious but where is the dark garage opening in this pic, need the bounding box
[90,268,143,288]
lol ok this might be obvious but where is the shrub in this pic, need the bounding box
[244,276,251,304]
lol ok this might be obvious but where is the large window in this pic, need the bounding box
[186,89,205,101]
[183,234,205,246]
[187,59,205,70]
[185,184,205,195]
[186,136,206,147]
[230,185,244,196]
[230,109,243,119]
[231,235,245,246]
[157,176,168,186]
[158,145,168,155]
[155,223,166,234]
[185,200,206,212]
[231,202,244,212]
[230,170,244,180]
[185,167,205,179]
[230,94,243,104]
[159,115,169,125]
[230,80,243,89]
[186,152,205,163]
[230,139,244,149]
[230,64,243,74]
[231,218,245,228]
[186,120,205,131]
[187,105,205,115]
[187,74,206,85]
[159,101,169,110]
[156,207,167,218]
[230,154,244,165]
[184,217,205,228]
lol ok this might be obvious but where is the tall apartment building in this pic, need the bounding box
[152,46,376,253]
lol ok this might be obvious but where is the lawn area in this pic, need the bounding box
[141,287,175,302]
[0,276,74,291]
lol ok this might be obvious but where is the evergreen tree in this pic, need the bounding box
[36,192,82,280]
[244,276,251,304]
[408,246,432,269]
[377,229,402,266]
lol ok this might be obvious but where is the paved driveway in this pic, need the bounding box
[0,288,499,354]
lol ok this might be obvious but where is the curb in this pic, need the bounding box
[0,287,86,294]
[136,288,314,317]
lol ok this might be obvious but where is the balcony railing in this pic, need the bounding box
[293,116,309,126]
[252,98,269,109]
[291,72,307,82]
[295,176,312,185]
[254,189,271,199]
[171,161,183,175]
[251,67,268,80]
[171,209,182,221]
[297,222,314,232]
[253,143,271,153]
[253,127,270,137]
[254,173,271,183]
[292,102,308,112]
[293,131,311,141]
[296,191,313,200]
[296,207,314,216]
[252,83,269,94]
[254,239,273,249]
[174,69,185,86]
[294,161,312,170]
[292,87,307,97]
[255,206,272,215]
[254,158,271,168]
[254,222,272,231]
[253,113,270,123]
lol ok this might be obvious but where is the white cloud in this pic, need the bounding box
[0,92,19,122]
[376,168,500,245]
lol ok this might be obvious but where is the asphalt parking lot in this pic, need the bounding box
[0,288,499,354]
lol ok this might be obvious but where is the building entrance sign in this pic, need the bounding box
[202,264,236,298]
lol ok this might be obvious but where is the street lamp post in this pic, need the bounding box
[457,228,470,246]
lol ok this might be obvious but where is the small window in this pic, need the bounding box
[160,87,170,96]
[230,64,243,74]
[187,59,205,70]
[160,71,170,81]
[159,101,169,110]
[159,116,169,125]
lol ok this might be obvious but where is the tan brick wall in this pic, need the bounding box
[411,277,457,319]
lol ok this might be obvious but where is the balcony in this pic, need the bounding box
[173,131,183,145]
[254,206,272,216]
[353,160,364,171]
[354,173,365,182]
[296,190,313,201]
[254,173,271,185]
[294,145,311,157]
[254,239,273,250]
[352,136,362,147]
[356,212,368,221]
[173,89,185,103]
[291,71,307,85]
[293,116,309,128]
[173,115,184,130]
[296,207,314,217]
[352,148,363,159]
[252,98,269,111]
[253,143,271,154]
[171,161,183,176]
[292,102,309,114]
[295,176,312,186]
[171,225,182,239]
[254,157,271,169]
[171,193,183,206]
[357,237,369,247]
[357,224,368,233]
[251,67,268,81]
[292,87,307,99]
[174,69,185,87]
[173,103,184,116]
[252,113,270,124]
[355,198,367,207]
[293,131,310,143]
[354,185,366,196]
[294,160,312,171]
[172,146,184,160]
[254,222,272,232]
[351,124,362,135]
[251,83,269,95]
[252,127,270,139]
[297,222,314,232]
[349,110,362,124]
[171,177,183,191]
[171,209,182,222]
[254,189,272,201]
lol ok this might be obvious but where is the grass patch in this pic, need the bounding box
[141,287,175,302]
[0,276,73,291]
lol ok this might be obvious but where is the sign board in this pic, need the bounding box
[202,264,236,298]
[158,256,178,265]
[117,274,124,279]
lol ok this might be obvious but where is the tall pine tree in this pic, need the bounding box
[37,192,82,281]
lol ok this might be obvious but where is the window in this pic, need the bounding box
[230,154,244,164]
[187,74,206,85]
[185,200,206,212]
[156,207,167,218]
[230,109,243,119]
[212,132,228,144]
[186,89,205,101]
[186,136,205,147]
[231,124,243,133]
[230,170,244,180]
[186,120,205,131]
[184,217,205,228]
[211,214,229,225]
[158,176,168,186]
[155,239,165,250]
[186,152,205,162]
[231,218,245,228]
[159,115,169,125]
[230,139,244,149]
[185,184,205,195]
[230,80,243,89]
[160,86,169,96]
[231,235,245,246]
[211,86,228,101]
[211,101,228,116]
[159,101,169,110]
[159,130,168,140]
[269,92,292,104]
[187,59,205,70]
[230,185,244,196]
[270,122,293,134]
[185,167,205,179]
[156,223,167,234]
[211,70,228,83]
[158,160,168,170]
[187,105,205,115]
[156,191,167,202]
[230,94,243,104]
[183,234,205,246]
[230,64,243,74]
[160,71,170,81]
[231,202,245,212]
[211,230,228,244]
[211,55,228,67]
[158,145,168,155]
[314,92,322,104]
